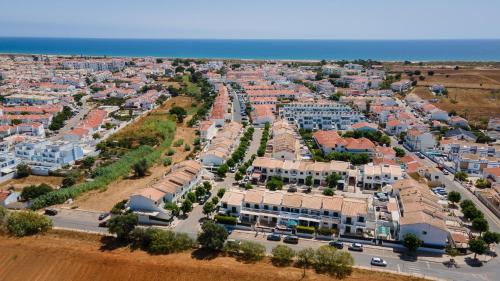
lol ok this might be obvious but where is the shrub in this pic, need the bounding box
[107,213,138,240]
[239,241,266,262]
[296,225,315,234]
[167,148,175,156]
[111,199,128,214]
[266,176,283,191]
[147,228,195,254]
[184,144,191,151]
[133,159,149,177]
[16,163,31,178]
[217,188,225,198]
[163,157,172,166]
[272,245,295,266]
[62,175,77,188]
[81,156,95,169]
[316,227,334,236]
[173,139,184,147]
[214,215,237,225]
[403,233,422,252]
[20,184,53,201]
[322,188,335,196]
[197,221,228,251]
[164,202,180,216]
[7,211,52,237]
[314,245,353,278]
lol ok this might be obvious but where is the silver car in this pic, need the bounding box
[370,257,387,266]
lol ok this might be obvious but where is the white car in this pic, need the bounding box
[370,257,387,267]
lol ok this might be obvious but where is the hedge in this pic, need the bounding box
[296,225,315,234]
[316,227,334,236]
[215,215,237,225]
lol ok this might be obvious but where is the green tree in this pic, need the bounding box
[325,173,341,188]
[6,210,52,237]
[314,245,353,278]
[20,184,52,201]
[460,199,474,210]
[455,171,468,181]
[164,202,180,216]
[239,241,266,262]
[197,221,228,251]
[393,147,406,157]
[62,175,76,188]
[472,217,489,235]
[217,188,226,198]
[266,176,283,191]
[81,156,95,169]
[195,185,206,199]
[475,178,491,189]
[186,192,196,203]
[202,202,215,217]
[169,106,187,123]
[181,199,193,214]
[133,159,149,177]
[482,231,500,248]
[217,164,229,178]
[211,196,219,206]
[163,157,172,166]
[447,191,461,206]
[403,233,422,253]
[469,238,487,260]
[107,213,138,241]
[462,206,484,221]
[203,181,212,192]
[305,175,313,187]
[322,188,335,196]
[271,245,295,266]
[234,172,243,181]
[296,248,316,278]
[16,163,31,178]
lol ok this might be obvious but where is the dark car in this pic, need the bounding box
[329,240,344,249]
[98,212,109,220]
[44,208,58,216]
[283,235,299,244]
[267,233,281,241]
[98,220,108,227]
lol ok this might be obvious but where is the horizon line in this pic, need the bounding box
[1,36,500,41]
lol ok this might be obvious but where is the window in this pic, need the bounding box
[323,211,329,216]
[254,204,259,209]
[245,203,250,208]
[358,217,365,223]
[222,203,227,208]
[422,231,427,235]
[333,212,339,217]
[273,206,278,211]
[231,207,237,213]
[264,205,269,210]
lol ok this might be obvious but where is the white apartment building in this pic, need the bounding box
[359,164,403,190]
[279,102,365,130]
[219,189,374,236]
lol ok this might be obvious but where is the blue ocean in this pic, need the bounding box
[1,37,500,61]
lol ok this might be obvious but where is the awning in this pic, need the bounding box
[287,220,298,227]
[299,217,320,223]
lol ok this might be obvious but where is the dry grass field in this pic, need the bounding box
[73,96,198,211]
[0,175,63,191]
[400,66,500,125]
[0,231,428,281]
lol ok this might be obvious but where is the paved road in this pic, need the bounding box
[48,208,109,234]
[231,90,242,123]
[230,231,500,281]
[50,96,91,141]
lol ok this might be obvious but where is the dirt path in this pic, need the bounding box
[0,231,426,281]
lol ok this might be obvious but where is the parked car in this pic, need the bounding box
[267,233,281,241]
[98,220,108,227]
[329,240,344,249]
[44,208,58,216]
[370,257,387,266]
[229,167,236,173]
[348,243,363,252]
[283,235,299,244]
[98,212,109,220]
[443,170,450,175]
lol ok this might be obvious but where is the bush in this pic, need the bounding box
[239,241,266,262]
[403,233,422,252]
[147,228,195,254]
[214,215,237,225]
[217,188,226,198]
[272,245,295,266]
[266,176,283,191]
[322,188,335,196]
[197,221,228,251]
[167,148,175,156]
[314,245,353,278]
[316,227,334,236]
[184,144,191,151]
[133,159,149,177]
[111,199,128,214]
[7,211,52,237]
[173,139,184,147]
[16,163,31,178]
[62,175,77,188]
[107,213,138,240]
[163,157,172,166]
[20,184,53,201]
[296,225,315,234]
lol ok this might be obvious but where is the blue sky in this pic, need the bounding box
[1,0,499,39]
